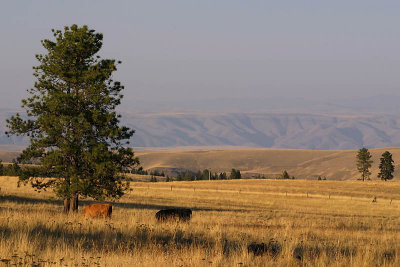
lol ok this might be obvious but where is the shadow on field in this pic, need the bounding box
[0,226,11,239]
[18,223,224,254]
[113,201,249,213]
[0,194,63,206]
[1,218,397,264]
[0,194,115,208]
[0,194,106,207]
[0,194,244,214]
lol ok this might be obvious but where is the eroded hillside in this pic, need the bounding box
[3,110,400,149]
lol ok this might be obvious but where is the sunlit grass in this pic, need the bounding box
[1,176,400,266]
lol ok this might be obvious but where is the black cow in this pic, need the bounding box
[155,208,192,222]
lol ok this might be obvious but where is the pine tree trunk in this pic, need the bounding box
[70,193,79,213]
[64,198,70,213]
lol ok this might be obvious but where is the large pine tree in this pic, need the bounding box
[6,25,138,213]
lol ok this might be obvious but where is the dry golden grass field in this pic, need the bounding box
[1,176,400,266]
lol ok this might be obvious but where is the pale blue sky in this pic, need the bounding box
[1,1,400,111]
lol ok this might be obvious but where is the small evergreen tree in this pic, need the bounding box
[281,170,290,179]
[151,170,160,176]
[219,172,227,180]
[185,171,195,181]
[196,170,203,180]
[176,173,183,181]
[230,169,241,179]
[138,167,146,175]
[203,169,211,180]
[378,151,395,181]
[356,147,373,181]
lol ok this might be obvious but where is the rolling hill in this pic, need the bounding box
[1,147,400,180]
[134,147,400,180]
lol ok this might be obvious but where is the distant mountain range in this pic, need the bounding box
[2,108,400,150]
[125,113,400,149]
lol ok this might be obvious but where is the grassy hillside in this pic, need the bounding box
[135,147,400,180]
[3,147,400,180]
[0,150,20,163]
[0,177,400,266]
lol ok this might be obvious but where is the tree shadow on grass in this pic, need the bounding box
[0,194,63,206]
[113,201,250,213]
[0,194,249,214]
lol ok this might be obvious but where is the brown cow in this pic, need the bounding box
[82,203,112,219]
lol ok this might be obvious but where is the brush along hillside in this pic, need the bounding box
[134,147,400,180]
[0,176,400,266]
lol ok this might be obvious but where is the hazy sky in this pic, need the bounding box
[1,1,400,111]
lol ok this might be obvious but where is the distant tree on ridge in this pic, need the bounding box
[378,151,394,181]
[281,170,290,179]
[356,147,373,181]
